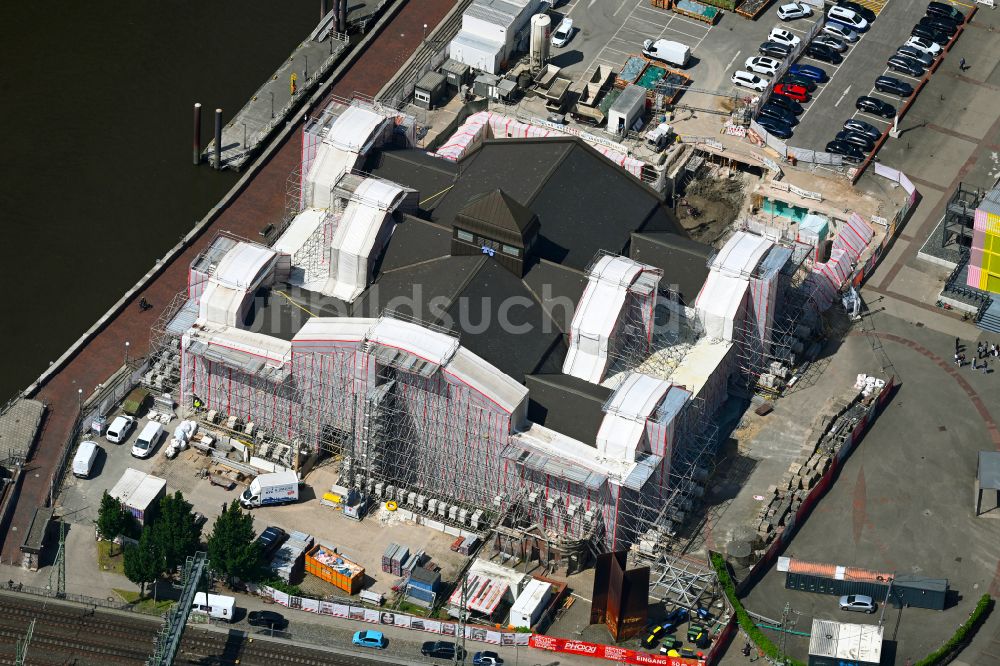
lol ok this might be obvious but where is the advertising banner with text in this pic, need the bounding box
[529,634,704,665]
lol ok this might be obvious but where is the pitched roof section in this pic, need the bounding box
[457,189,538,242]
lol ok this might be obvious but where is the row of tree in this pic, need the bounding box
[97,492,265,598]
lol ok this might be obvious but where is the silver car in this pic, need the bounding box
[839,594,876,613]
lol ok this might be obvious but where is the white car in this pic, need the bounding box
[822,22,859,42]
[776,2,811,20]
[768,27,802,48]
[731,70,768,92]
[905,35,942,56]
[551,18,574,48]
[105,415,136,444]
[745,56,781,75]
[827,5,869,30]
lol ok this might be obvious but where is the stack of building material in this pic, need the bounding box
[270,530,314,583]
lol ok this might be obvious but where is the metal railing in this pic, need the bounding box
[3,581,133,611]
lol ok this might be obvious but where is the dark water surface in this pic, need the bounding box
[0,2,318,400]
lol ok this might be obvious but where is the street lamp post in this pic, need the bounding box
[270,91,274,119]
[242,122,248,149]
[77,388,83,412]
[304,54,309,79]
[124,340,130,366]
[423,23,428,42]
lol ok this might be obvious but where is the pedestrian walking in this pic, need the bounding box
[984,360,989,375]
[971,357,977,370]
[960,57,967,71]
[955,352,962,366]
[978,342,984,359]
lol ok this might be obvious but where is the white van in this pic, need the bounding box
[73,440,100,478]
[131,422,163,459]
[191,592,235,622]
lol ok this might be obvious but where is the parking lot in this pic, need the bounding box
[544,0,970,157]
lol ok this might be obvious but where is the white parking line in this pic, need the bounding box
[658,24,705,40]
[614,0,633,16]
[578,1,650,80]
[725,50,743,71]
[602,45,632,56]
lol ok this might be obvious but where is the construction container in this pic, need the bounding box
[409,566,442,592]
[509,579,552,629]
[305,543,364,594]
[440,59,471,90]
[783,559,947,611]
[414,71,448,110]
[109,468,166,526]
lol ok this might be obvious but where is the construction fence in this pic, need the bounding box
[849,164,919,288]
[256,584,530,646]
[706,376,897,663]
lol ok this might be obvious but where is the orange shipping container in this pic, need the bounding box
[305,544,364,595]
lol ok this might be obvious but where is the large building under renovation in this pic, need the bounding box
[155,97,871,568]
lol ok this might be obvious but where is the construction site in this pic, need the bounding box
[132,81,892,623]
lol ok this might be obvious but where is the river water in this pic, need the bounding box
[0,1,320,400]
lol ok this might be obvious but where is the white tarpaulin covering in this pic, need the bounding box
[305,143,362,209]
[596,372,672,462]
[367,318,460,369]
[695,271,748,341]
[563,255,648,384]
[198,242,277,327]
[448,348,528,417]
[273,208,327,257]
[711,231,774,277]
[304,106,390,209]
[323,178,406,302]
[327,105,386,152]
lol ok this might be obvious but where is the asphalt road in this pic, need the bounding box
[735,313,1000,665]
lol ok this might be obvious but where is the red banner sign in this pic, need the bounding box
[529,634,704,666]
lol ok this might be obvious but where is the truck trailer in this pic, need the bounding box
[241,471,300,509]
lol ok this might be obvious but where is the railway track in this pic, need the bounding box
[0,593,388,666]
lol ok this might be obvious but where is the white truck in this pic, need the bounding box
[240,471,300,509]
[641,39,691,67]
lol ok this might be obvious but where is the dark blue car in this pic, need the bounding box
[757,117,793,139]
[788,63,828,82]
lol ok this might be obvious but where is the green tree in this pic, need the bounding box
[124,525,164,599]
[207,500,262,587]
[151,491,202,573]
[96,491,134,556]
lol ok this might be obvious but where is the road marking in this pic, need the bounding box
[579,0,644,79]
[602,46,631,56]
[725,50,743,71]
[614,0,632,16]
[834,84,852,107]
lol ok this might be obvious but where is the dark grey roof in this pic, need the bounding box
[250,285,350,341]
[458,189,537,238]
[525,374,613,447]
[354,137,710,393]
[371,138,689,271]
[440,260,564,380]
[629,232,712,303]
